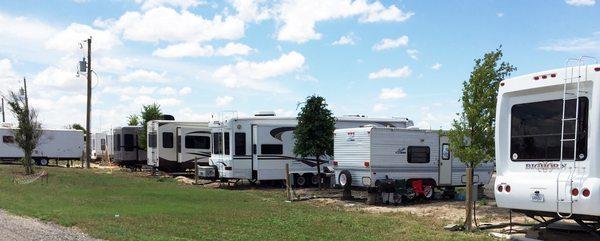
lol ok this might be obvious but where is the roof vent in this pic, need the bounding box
[343,114,367,118]
[255,111,275,117]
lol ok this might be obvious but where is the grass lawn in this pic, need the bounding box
[0,166,493,241]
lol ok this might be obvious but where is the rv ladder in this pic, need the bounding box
[555,56,597,218]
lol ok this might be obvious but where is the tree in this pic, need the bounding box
[138,103,162,149]
[447,47,516,231]
[7,88,42,174]
[294,95,336,189]
[127,114,139,126]
[68,123,86,132]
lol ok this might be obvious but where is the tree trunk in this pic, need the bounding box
[464,166,474,231]
[316,156,321,190]
[24,152,34,175]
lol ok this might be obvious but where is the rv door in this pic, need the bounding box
[438,135,452,185]
[178,127,211,164]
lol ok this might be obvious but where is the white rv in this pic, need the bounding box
[112,126,146,167]
[147,120,211,172]
[203,113,414,184]
[334,126,493,203]
[91,132,108,161]
[495,59,600,221]
[0,125,83,166]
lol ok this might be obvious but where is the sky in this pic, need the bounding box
[0,0,599,131]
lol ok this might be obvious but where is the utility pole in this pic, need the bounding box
[23,77,28,110]
[85,37,92,169]
[1,97,5,123]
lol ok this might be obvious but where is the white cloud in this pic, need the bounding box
[368,66,412,79]
[431,63,442,70]
[230,0,272,22]
[216,42,254,56]
[332,34,356,45]
[540,32,600,52]
[215,96,234,106]
[119,69,170,83]
[101,86,157,96]
[372,103,388,112]
[134,95,181,106]
[153,42,215,57]
[114,7,245,43]
[33,66,80,90]
[373,36,409,51]
[565,0,595,6]
[179,87,192,95]
[136,0,206,10]
[0,59,21,96]
[158,86,177,95]
[496,12,504,17]
[406,49,418,60]
[213,51,305,91]
[275,0,413,43]
[379,87,407,99]
[45,23,121,52]
[95,57,130,74]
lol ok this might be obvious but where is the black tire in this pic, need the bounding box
[308,174,319,186]
[39,158,49,166]
[338,170,352,190]
[295,174,307,187]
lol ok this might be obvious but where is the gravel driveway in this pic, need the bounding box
[0,210,101,241]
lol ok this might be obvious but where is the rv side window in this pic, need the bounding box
[148,133,157,148]
[163,132,174,148]
[511,97,588,161]
[235,133,246,155]
[407,146,430,163]
[212,133,222,154]
[124,134,135,151]
[114,134,121,150]
[101,138,106,151]
[185,136,210,149]
[224,133,230,155]
[3,136,14,143]
[261,144,283,155]
[441,143,450,160]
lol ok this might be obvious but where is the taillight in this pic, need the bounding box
[505,185,511,193]
[595,67,600,72]
[364,161,370,167]
[497,185,503,192]
[572,188,579,196]
[583,189,590,197]
[333,161,338,166]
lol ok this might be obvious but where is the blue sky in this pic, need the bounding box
[0,0,599,131]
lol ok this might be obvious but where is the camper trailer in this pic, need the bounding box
[0,125,83,165]
[201,113,414,183]
[495,59,600,222]
[112,126,146,167]
[334,126,493,203]
[91,132,108,161]
[147,120,210,172]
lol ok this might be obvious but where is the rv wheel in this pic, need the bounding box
[295,175,307,187]
[423,185,434,199]
[308,174,319,186]
[338,170,352,190]
[39,158,49,166]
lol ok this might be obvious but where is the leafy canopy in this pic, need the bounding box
[68,123,86,132]
[138,103,162,149]
[293,95,336,159]
[127,114,139,126]
[447,47,516,167]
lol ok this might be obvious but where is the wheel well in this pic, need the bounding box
[407,178,437,187]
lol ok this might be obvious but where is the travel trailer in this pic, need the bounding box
[91,132,108,161]
[495,58,600,223]
[147,120,210,172]
[0,124,83,165]
[333,126,493,204]
[201,112,414,184]
[112,126,146,167]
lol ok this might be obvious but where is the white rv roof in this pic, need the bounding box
[335,126,439,133]
[0,126,84,132]
[499,64,600,95]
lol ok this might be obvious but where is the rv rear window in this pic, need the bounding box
[163,132,174,148]
[235,133,246,156]
[261,144,283,155]
[511,97,588,161]
[148,133,157,148]
[407,146,430,163]
[3,136,14,143]
[114,134,121,151]
[212,132,230,155]
[185,136,210,149]
[224,133,230,155]
[101,138,106,151]
[124,134,135,151]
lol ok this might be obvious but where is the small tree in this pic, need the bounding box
[294,95,336,189]
[138,103,162,149]
[127,114,139,126]
[7,88,42,174]
[448,47,515,231]
[68,123,86,132]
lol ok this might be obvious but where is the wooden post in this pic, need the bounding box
[464,166,474,231]
[285,163,291,201]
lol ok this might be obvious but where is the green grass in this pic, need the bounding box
[0,166,493,241]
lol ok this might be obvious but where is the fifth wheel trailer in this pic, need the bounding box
[495,59,600,222]
[112,126,146,167]
[0,125,83,166]
[147,120,210,172]
[202,113,414,184]
[333,126,493,204]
